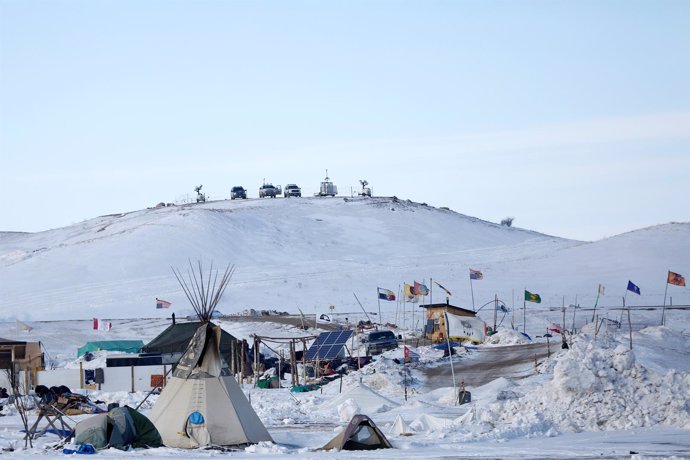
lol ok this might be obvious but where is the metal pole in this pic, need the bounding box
[493,294,498,332]
[470,277,476,311]
[376,288,382,327]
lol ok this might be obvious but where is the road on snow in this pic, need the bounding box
[421,342,554,388]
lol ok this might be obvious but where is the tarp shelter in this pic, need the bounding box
[74,405,162,450]
[148,322,272,448]
[320,414,393,451]
[141,321,239,365]
[77,340,144,357]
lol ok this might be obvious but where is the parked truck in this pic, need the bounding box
[284,184,302,197]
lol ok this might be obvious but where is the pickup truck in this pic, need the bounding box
[362,330,399,355]
[259,184,277,198]
[284,184,302,197]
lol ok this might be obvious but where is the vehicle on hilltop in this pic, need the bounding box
[259,183,278,198]
[230,186,247,200]
[284,184,302,197]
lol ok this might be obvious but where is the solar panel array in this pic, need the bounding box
[305,330,353,360]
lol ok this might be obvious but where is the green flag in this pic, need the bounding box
[524,290,541,303]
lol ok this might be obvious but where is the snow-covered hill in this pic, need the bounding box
[1,197,688,325]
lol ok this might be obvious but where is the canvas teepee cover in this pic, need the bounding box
[148,262,272,448]
[148,322,272,448]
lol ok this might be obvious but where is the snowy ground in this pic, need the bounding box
[0,197,688,458]
[0,307,688,459]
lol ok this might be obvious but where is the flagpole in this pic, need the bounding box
[443,308,458,403]
[376,288,383,327]
[470,276,476,311]
[523,289,526,334]
[662,271,669,326]
[430,277,433,307]
[592,287,600,322]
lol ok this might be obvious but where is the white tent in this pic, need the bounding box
[148,262,272,448]
[388,414,413,436]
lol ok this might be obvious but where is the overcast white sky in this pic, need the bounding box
[1,0,688,241]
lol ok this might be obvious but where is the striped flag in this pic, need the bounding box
[93,318,112,331]
[377,288,396,301]
[469,269,483,280]
[156,298,171,309]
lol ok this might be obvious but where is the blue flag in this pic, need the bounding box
[626,280,641,295]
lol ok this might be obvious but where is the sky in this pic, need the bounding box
[1,0,689,241]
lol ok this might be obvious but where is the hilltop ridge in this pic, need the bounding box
[1,197,687,323]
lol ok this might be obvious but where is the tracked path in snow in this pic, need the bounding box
[421,342,553,388]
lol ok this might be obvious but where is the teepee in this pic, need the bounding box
[148,261,272,448]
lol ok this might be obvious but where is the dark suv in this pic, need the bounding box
[231,186,247,200]
[363,330,398,355]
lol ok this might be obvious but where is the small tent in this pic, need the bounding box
[147,262,272,448]
[320,414,393,451]
[74,405,162,450]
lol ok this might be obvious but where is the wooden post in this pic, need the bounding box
[131,366,135,393]
[79,361,84,389]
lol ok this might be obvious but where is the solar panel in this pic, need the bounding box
[305,330,353,360]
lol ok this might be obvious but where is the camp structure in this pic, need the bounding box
[147,261,273,448]
[320,414,393,451]
[142,320,240,366]
[77,340,144,357]
[74,405,162,450]
[420,301,481,343]
[0,338,44,370]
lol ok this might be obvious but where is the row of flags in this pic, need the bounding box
[522,270,686,306]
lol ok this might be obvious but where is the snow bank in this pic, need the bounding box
[477,327,690,437]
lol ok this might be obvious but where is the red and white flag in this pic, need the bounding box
[93,318,112,331]
[156,298,171,309]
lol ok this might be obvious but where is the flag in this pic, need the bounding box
[93,318,112,331]
[627,280,641,295]
[524,290,541,303]
[547,323,562,334]
[377,288,396,301]
[469,269,483,280]
[156,298,171,309]
[667,271,686,287]
[404,283,414,297]
[16,319,33,332]
[413,281,429,296]
[404,345,419,364]
[433,281,452,296]
[598,284,605,295]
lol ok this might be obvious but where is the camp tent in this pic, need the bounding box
[74,405,162,450]
[77,340,144,357]
[320,414,393,451]
[147,262,272,448]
